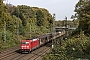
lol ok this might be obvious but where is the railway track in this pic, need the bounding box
[0,46,19,60]
[28,46,50,60]
[0,43,51,60]
[19,43,51,60]
[0,46,19,54]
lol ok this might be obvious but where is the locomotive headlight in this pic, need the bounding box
[21,46,24,47]
[25,46,26,47]
[27,46,29,47]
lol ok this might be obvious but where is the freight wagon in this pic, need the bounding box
[20,32,65,53]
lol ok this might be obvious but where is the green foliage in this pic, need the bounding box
[74,0,90,34]
[0,1,53,50]
[36,9,44,26]
[43,32,90,60]
[0,0,14,32]
[54,20,79,28]
[11,7,26,26]
[11,5,53,35]
[0,30,19,50]
[41,8,53,28]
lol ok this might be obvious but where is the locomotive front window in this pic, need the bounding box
[22,42,29,44]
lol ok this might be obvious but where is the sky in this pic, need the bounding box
[5,0,79,20]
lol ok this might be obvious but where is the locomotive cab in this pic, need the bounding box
[20,38,40,53]
[20,40,32,53]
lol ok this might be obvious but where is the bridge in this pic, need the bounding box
[55,27,76,38]
[55,27,76,32]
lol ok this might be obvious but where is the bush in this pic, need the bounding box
[43,33,90,60]
[0,30,19,50]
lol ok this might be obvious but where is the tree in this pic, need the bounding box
[0,0,6,27]
[0,0,13,31]
[74,0,90,34]
[11,7,26,26]
[36,9,44,26]
[6,3,16,14]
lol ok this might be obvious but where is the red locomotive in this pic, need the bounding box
[20,38,40,53]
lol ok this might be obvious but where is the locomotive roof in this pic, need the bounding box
[25,38,38,40]
[26,38,33,40]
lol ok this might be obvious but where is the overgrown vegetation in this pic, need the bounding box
[73,0,90,35]
[43,32,90,60]
[0,0,53,50]
[43,0,90,60]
